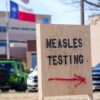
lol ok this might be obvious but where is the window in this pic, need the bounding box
[0,63,14,71]
[31,53,37,69]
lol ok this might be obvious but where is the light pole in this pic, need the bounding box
[6,0,10,59]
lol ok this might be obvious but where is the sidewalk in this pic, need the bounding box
[0,92,100,100]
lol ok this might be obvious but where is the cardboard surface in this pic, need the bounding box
[36,24,93,100]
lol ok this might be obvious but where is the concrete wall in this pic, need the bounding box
[89,15,100,67]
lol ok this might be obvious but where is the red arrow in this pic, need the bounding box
[48,74,87,87]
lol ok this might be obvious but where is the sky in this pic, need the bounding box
[0,0,86,24]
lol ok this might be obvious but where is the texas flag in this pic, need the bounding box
[10,0,36,22]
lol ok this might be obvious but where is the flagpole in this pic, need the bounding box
[6,0,10,59]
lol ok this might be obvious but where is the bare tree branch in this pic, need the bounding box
[60,0,100,25]
[84,0,100,7]
[64,1,79,5]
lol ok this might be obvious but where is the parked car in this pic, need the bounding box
[27,66,38,92]
[92,63,100,92]
[0,59,28,92]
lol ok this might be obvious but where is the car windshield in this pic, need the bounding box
[0,63,13,71]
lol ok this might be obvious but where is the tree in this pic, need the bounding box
[61,0,100,25]
[84,0,100,7]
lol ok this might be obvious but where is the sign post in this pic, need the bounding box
[36,24,93,100]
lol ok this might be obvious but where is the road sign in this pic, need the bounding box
[36,24,93,100]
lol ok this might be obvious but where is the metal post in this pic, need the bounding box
[6,0,10,59]
[80,0,84,25]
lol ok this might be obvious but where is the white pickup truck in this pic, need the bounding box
[27,66,38,92]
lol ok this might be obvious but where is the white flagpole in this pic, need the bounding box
[6,0,10,59]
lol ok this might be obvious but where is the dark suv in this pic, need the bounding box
[92,63,100,91]
[0,59,28,92]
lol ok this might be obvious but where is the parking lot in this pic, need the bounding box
[0,92,100,100]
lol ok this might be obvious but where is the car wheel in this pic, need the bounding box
[0,68,9,85]
[1,88,9,92]
[15,81,27,92]
[28,89,38,92]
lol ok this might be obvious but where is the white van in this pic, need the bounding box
[27,66,38,92]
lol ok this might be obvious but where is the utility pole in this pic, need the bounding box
[80,0,84,25]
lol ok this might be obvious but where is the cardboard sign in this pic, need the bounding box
[36,24,93,100]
